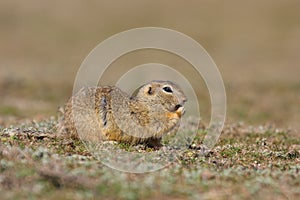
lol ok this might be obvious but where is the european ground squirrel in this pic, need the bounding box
[62,80,187,147]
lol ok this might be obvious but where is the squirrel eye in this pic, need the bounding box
[163,86,173,93]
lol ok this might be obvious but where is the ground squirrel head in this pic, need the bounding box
[132,80,187,119]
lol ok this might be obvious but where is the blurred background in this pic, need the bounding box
[0,0,299,131]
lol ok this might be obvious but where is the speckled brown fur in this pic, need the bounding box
[61,80,187,147]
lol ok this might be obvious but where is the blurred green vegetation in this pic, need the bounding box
[0,0,299,130]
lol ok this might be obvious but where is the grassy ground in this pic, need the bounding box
[0,0,300,199]
[0,118,299,200]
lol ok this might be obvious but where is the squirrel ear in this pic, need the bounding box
[146,86,153,95]
[131,84,153,98]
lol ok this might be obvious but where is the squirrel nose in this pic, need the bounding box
[180,96,187,104]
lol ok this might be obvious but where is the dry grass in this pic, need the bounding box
[0,119,299,200]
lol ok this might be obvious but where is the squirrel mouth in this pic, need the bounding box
[173,104,185,117]
[166,104,185,120]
